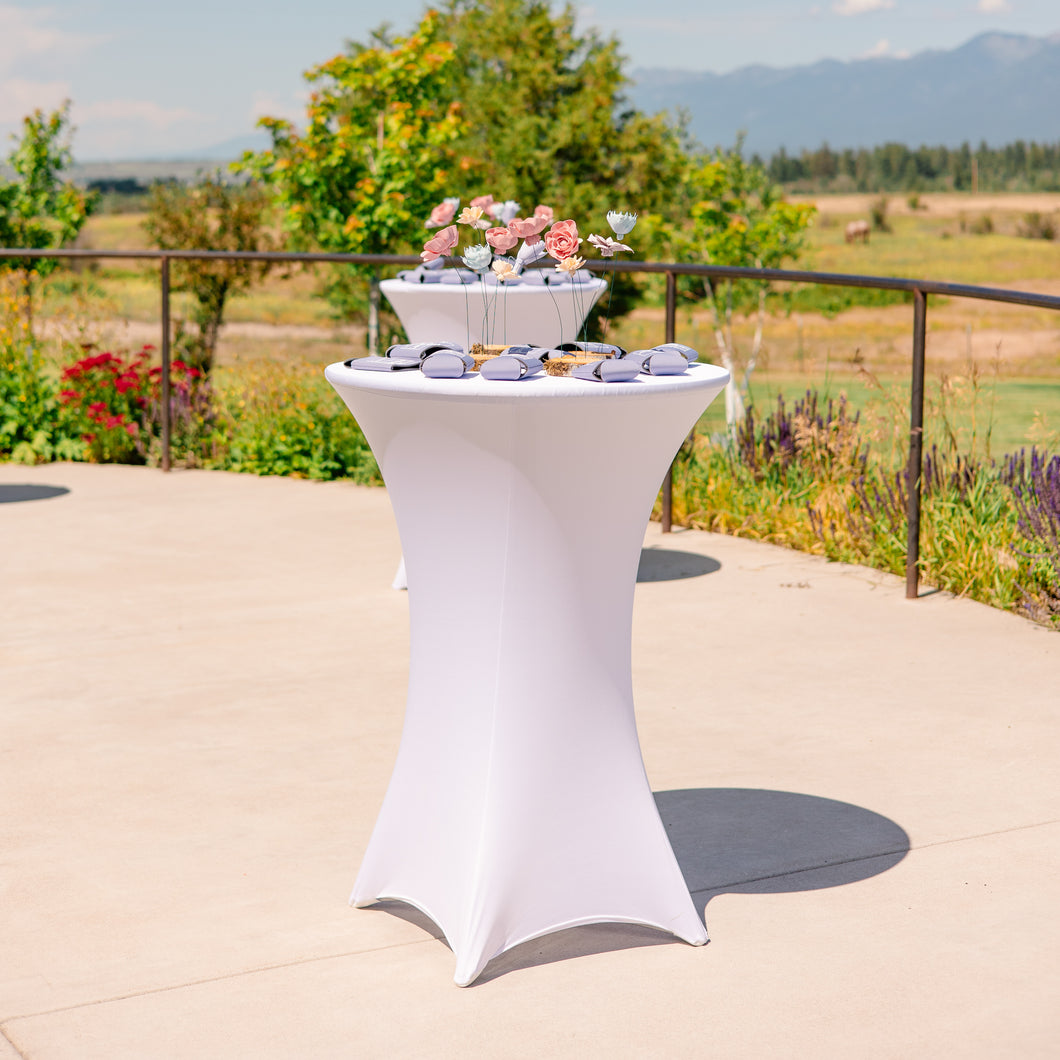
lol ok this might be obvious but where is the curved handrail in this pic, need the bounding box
[3,244,1058,598]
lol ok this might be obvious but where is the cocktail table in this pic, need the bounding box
[325,360,729,985]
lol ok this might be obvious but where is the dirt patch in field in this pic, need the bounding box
[791,192,1060,219]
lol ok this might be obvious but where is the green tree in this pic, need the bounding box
[433,0,688,255]
[665,143,816,429]
[142,174,275,374]
[241,10,463,352]
[0,103,96,336]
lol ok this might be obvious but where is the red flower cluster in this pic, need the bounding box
[58,344,211,464]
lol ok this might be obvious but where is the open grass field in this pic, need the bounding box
[24,193,1060,458]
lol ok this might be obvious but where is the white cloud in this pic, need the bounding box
[833,0,895,14]
[0,4,107,73]
[860,38,910,58]
[249,90,307,125]
[78,99,199,129]
[0,76,71,123]
[976,0,1011,12]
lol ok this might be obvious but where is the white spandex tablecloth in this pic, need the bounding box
[380,276,607,348]
[325,360,729,986]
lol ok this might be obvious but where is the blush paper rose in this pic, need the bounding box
[534,204,554,224]
[507,215,548,245]
[544,219,581,261]
[425,199,458,228]
[421,225,459,262]
[470,194,495,210]
[485,226,519,253]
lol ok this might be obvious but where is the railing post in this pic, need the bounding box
[161,256,172,473]
[661,270,677,533]
[905,288,927,598]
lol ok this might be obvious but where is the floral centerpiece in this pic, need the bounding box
[416,194,636,287]
[383,194,637,349]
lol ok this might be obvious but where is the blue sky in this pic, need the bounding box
[1,0,1057,160]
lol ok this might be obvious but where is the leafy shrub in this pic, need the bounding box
[58,347,214,465]
[1001,448,1060,622]
[0,340,84,463]
[1018,212,1056,240]
[870,196,891,233]
[668,389,1058,626]
[209,361,380,483]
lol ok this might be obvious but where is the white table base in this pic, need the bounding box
[326,365,728,985]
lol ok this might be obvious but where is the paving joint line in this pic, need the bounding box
[690,817,1059,896]
[0,934,441,1026]
[4,820,1056,1026]
[0,1025,26,1060]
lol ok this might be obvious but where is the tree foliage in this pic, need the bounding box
[668,143,815,278]
[0,103,95,273]
[242,12,462,269]
[432,0,688,246]
[143,174,275,373]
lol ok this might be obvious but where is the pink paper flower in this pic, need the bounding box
[544,219,581,261]
[534,204,554,224]
[425,199,457,228]
[485,226,519,252]
[587,233,633,258]
[508,215,548,245]
[470,194,495,210]
[421,224,459,262]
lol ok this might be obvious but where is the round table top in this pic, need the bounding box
[325,359,731,405]
[379,276,608,296]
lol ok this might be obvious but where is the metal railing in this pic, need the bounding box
[4,245,1060,599]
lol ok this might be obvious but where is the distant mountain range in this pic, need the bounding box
[628,31,1060,157]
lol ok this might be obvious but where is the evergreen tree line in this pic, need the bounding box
[762,140,1060,193]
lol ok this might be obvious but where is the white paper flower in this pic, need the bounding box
[494,199,521,225]
[513,240,547,273]
[462,243,493,272]
[588,233,633,257]
[607,210,638,236]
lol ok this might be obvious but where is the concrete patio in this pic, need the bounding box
[1,461,1057,1058]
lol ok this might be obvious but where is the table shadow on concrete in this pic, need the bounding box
[371,787,908,985]
[0,483,70,504]
[637,548,720,582]
[656,788,910,899]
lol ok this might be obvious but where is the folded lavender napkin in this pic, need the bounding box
[571,358,641,382]
[385,342,466,360]
[558,341,626,358]
[346,355,421,372]
[421,350,475,378]
[625,349,689,375]
[479,353,545,380]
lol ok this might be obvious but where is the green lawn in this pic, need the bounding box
[693,368,1060,460]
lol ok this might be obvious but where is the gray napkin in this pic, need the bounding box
[571,359,641,382]
[347,355,420,372]
[559,341,626,357]
[626,349,689,375]
[649,342,699,363]
[479,353,545,380]
[421,350,475,378]
[385,342,466,360]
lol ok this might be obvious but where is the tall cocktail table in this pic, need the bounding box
[326,360,729,985]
